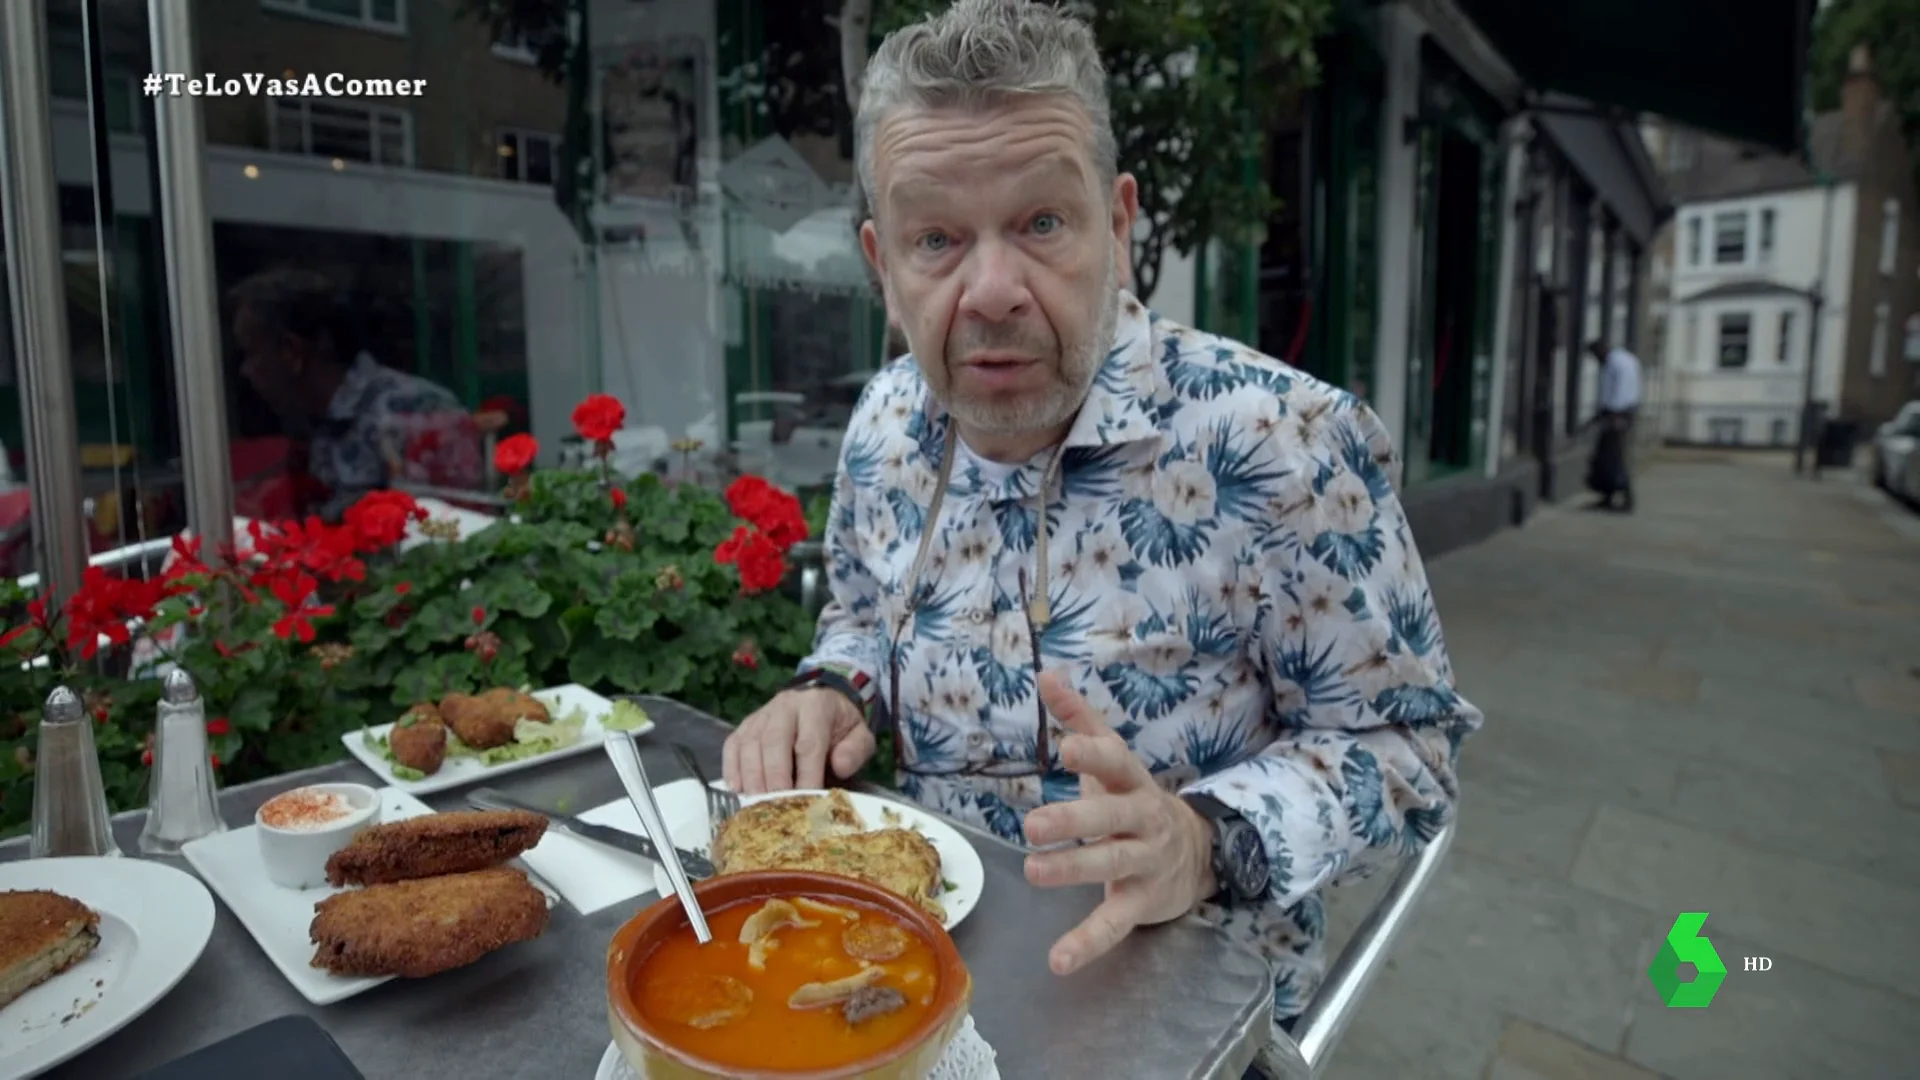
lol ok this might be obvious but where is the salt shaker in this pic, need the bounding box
[137,669,227,854]
[29,685,122,859]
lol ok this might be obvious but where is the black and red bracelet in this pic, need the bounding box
[783,666,873,719]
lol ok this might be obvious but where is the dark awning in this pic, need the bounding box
[1455,0,1815,153]
[1532,94,1668,246]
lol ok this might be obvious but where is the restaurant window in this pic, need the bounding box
[1685,310,1700,367]
[1770,417,1789,445]
[261,0,405,33]
[1777,310,1794,364]
[497,129,560,186]
[1708,417,1743,444]
[1687,215,1702,266]
[270,99,412,167]
[1759,207,1775,263]
[1717,312,1750,368]
[1713,211,1746,265]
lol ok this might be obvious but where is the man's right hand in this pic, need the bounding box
[722,687,875,794]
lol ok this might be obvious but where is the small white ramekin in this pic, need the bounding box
[254,782,380,889]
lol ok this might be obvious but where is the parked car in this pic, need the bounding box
[1872,400,1920,503]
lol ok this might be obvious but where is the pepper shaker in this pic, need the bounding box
[137,669,227,854]
[30,685,122,859]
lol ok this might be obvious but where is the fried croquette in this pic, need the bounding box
[308,867,547,978]
[388,703,447,774]
[439,688,548,750]
[323,809,547,887]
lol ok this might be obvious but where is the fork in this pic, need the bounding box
[670,742,740,828]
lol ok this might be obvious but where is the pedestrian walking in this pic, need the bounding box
[1586,339,1643,512]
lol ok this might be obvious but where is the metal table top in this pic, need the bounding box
[1,698,1276,1080]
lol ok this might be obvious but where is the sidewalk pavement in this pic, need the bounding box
[1319,449,1920,1080]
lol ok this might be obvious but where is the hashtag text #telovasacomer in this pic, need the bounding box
[143,73,427,98]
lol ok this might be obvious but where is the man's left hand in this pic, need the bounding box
[1021,670,1217,976]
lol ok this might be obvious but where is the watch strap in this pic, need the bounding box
[1184,793,1265,905]
[784,665,873,719]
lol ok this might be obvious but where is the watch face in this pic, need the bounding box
[1226,824,1268,898]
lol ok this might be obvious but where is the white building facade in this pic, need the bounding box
[1660,183,1857,445]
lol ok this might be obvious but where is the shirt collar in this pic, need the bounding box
[926,290,1162,504]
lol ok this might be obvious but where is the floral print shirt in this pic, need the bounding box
[311,354,483,520]
[799,291,1482,1023]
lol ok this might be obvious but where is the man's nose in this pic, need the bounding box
[958,239,1033,324]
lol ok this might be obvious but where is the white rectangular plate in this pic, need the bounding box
[337,684,651,795]
[180,788,555,1005]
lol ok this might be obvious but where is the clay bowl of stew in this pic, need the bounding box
[608,870,972,1080]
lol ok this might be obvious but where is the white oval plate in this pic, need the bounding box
[650,787,984,931]
[0,856,215,1079]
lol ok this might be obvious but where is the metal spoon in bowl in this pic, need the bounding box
[605,730,711,944]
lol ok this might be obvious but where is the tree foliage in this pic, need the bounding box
[1810,0,1920,177]
[456,0,1334,302]
[864,0,1335,301]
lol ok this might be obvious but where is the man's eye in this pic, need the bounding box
[1031,213,1062,235]
[917,232,951,253]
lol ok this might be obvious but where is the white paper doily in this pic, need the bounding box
[593,1014,999,1080]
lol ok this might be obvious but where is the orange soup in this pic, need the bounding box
[632,893,940,1071]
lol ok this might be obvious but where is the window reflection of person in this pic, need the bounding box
[229,267,482,521]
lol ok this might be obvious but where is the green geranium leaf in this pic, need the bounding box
[228,685,279,732]
[477,571,553,620]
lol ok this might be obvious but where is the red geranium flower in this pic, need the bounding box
[724,475,807,551]
[571,394,626,443]
[343,490,427,552]
[393,582,412,596]
[472,606,486,626]
[62,567,185,659]
[493,433,539,475]
[731,640,760,670]
[206,717,231,736]
[610,486,628,511]
[268,570,334,642]
[714,525,787,594]
[247,518,366,583]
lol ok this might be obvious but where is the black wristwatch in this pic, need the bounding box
[1183,794,1270,905]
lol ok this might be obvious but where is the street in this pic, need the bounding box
[1321,450,1920,1080]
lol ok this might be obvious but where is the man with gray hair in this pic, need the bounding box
[724,0,1480,1050]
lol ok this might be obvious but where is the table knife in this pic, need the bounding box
[467,787,715,879]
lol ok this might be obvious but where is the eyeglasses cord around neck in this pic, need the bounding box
[889,423,1068,772]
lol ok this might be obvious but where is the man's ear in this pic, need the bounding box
[1110,173,1140,291]
[859,218,899,329]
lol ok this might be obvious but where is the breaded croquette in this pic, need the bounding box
[388,702,447,774]
[323,809,547,887]
[439,688,547,750]
[308,867,547,978]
